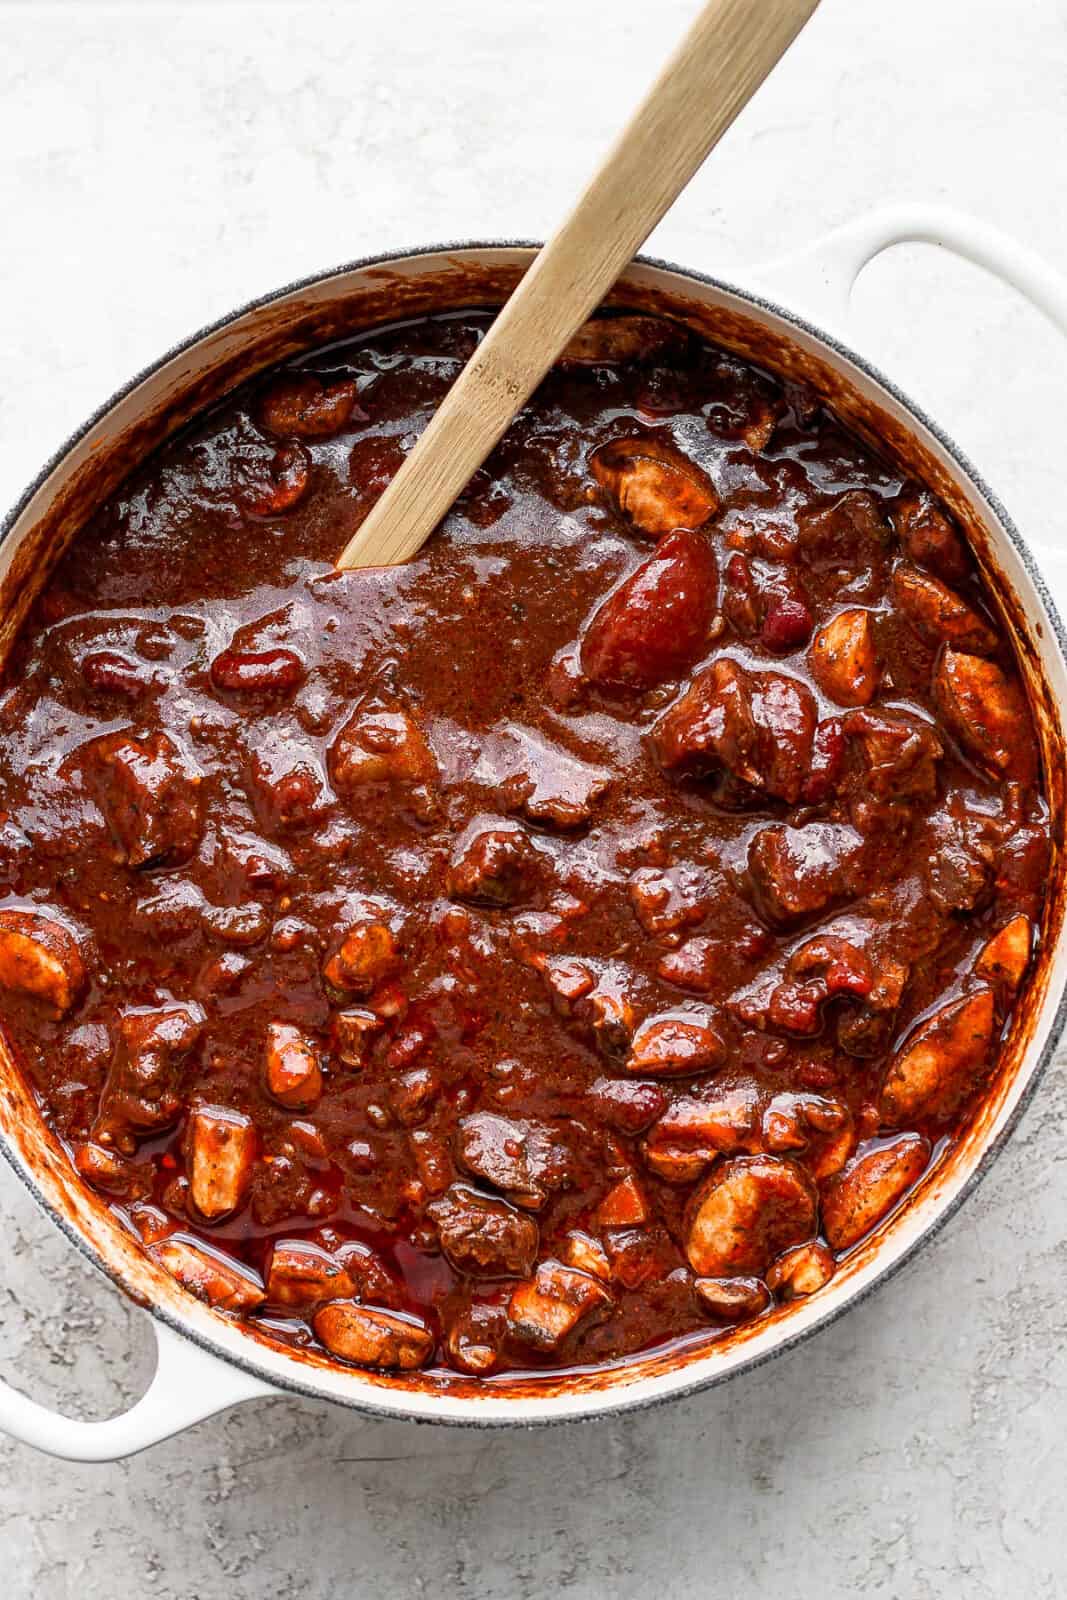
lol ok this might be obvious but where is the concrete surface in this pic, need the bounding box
[2,1,1067,1594]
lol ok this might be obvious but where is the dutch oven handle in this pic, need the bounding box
[747,202,1067,600]
[0,1316,275,1461]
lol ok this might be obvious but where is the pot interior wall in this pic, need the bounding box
[0,248,1063,1417]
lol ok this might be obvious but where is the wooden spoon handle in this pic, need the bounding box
[337,0,820,571]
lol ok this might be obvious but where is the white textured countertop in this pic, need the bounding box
[2,2,1067,1594]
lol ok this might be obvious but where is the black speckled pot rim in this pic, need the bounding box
[2,240,1066,1436]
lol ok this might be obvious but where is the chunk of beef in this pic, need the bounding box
[263,1021,324,1111]
[448,822,539,907]
[653,657,816,805]
[694,1276,771,1323]
[532,955,636,1061]
[94,1001,204,1151]
[685,1155,817,1277]
[821,1133,931,1250]
[643,1076,762,1180]
[879,988,995,1125]
[480,724,611,829]
[766,1240,835,1299]
[152,1238,265,1312]
[508,1260,612,1350]
[590,435,719,538]
[627,863,714,943]
[80,731,201,868]
[922,809,996,914]
[747,823,861,928]
[329,694,438,796]
[558,314,687,369]
[455,1112,575,1210]
[891,489,970,584]
[624,1009,725,1076]
[185,1105,256,1221]
[259,372,361,439]
[313,1302,434,1369]
[935,650,1038,784]
[809,608,881,706]
[580,529,718,689]
[0,909,86,1016]
[322,916,400,1000]
[265,1240,356,1309]
[797,490,892,601]
[427,1184,539,1277]
[892,565,997,654]
[842,707,943,803]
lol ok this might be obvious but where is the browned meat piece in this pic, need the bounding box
[443,1303,508,1375]
[265,1240,356,1308]
[94,1001,204,1151]
[653,657,816,805]
[892,565,997,654]
[427,1184,539,1276]
[603,1224,674,1289]
[590,435,719,538]
[891,488,970,583]
[533,955,636,1062]
[259,372,361,438]
[766,1239,834,1299]
[694,1276,771,1323]
[809,608,881,706]
[628,864,713,942]
[448,822,539,906]
[579,528,718,689]
[72,1141,151,1199]
[330,1006,383,1067]
[747,823,860,928]
[879,988,996,1124]
[922,809,996,914]
[935,650,1038,784]
[329,695,438,795]
[974,914,1032,995]
[836,954,910,1058]
[595,1174,649,1227]
[322,919,400,999]
[486,724,611,829]
[263,1021,324,1111]
[843,707,943,803]
[764,935,874,1035]
[508,1260,612,1350]
[0,909,86,1016]
[562,1230,612,1280]
[246,745,326,831]
[237,441,311,517]
[643,1077,762,1179]
[80,731,201,868]
[821,1133,931,1250]
[685,1154,817,1277]
[586,1076,668,1136]
[624,1009,725,1076]
[760,1092,849,1161]
[389,1063,439,1127]
[152,1237,266,1312]
[456,1112,575,1210]
[313,1302,434,1369]
[185,1105,256,1221]
[557,314,687,369]
[797,490,892,600]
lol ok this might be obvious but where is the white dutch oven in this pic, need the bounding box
[2,204,1066,1460]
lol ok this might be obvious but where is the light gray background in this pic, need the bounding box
[2,1,1067,1595]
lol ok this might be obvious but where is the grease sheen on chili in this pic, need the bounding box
[0,310,1049,1380]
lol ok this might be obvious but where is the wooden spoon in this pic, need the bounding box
[337,0,820,572]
